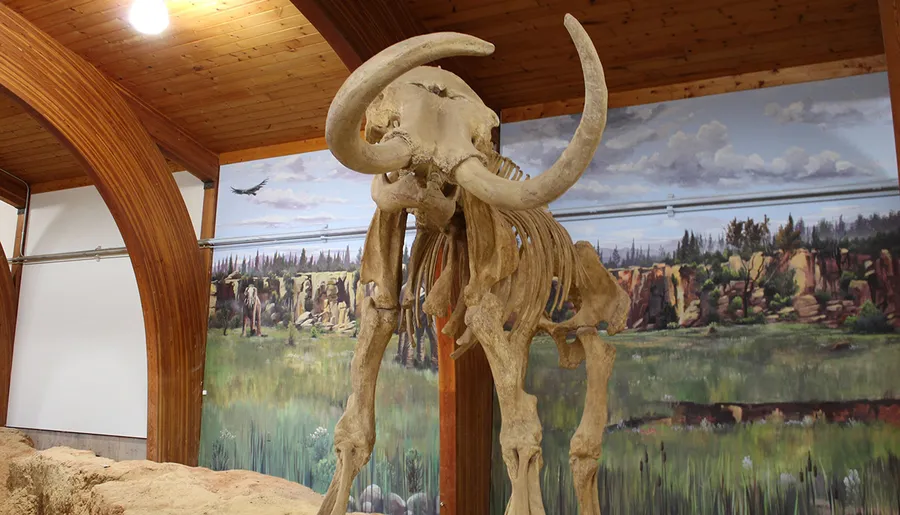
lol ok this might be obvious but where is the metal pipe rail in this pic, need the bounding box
[9,181,899,265]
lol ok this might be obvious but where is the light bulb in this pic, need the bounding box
[128,0,169,35]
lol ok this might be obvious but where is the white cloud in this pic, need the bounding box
[606,126,657,150]
[609,120,882,187]
[250,188,348,210]
[563,180,650,201]
[764,98,891,127]
[232,214,339,228]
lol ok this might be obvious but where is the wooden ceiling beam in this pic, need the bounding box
[289,0,424,71]
[0,169,27,208]
[501,55,887,123]
[289,0,479,83]
[112,84,220,184]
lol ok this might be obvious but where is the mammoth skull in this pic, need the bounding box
[326,14,608,227]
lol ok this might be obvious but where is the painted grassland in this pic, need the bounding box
[199,323,900,514]
[492,324,900,514]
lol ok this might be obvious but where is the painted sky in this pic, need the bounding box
[214,72,898,260]
[502,72,896,210]
[216,149,379,240]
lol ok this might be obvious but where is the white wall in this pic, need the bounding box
[6,172,204,438]
[1,201,17,261]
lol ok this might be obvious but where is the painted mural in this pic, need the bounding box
[199,149,437,513]
[198,71,899,515]
[491,72,900,514]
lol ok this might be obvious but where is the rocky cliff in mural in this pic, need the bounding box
[609,247,898,331]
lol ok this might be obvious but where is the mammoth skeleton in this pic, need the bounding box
[317,14,631,515]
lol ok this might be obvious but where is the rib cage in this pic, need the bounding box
[401,152,587,345]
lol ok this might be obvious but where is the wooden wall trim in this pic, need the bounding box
[219,136,330,165]
[0,243,16,427]
[501,55,887,123]
[0,4,207,465]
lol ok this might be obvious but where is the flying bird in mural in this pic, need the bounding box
[231,178,268,196]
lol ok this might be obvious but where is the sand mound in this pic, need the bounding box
[0,430,371,514]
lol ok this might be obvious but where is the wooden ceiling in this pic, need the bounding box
[0,0,891,205]
[407,0,885,110]
[1,0,348,191]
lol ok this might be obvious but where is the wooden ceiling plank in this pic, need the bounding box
[128,35,330,93]
[45,1,226,42]
[4,0,97,22]
[174,88,339,125]
[477,21,882,91]
[67,0,284,56]
[193,104,331,135]
[143,63,346,111]
[112,29,323,86]
[472,8,879,81]
[86,10,310,70]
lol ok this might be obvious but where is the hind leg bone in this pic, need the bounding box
[569,327,616,515]
[467,292,545,515]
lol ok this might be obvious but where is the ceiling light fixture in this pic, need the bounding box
[128,0,169,35]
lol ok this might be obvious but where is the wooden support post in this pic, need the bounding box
[435,253,494,515]
[0,207,27,427]
[0,242,15,426]
[201,180,218,268]
[11,208,27,298]
[880,0,900,186]
[878,0,900,332]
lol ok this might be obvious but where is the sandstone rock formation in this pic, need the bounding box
[0,428,373,515]
[608,248,899,330]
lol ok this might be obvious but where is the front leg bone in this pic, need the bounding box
[318,209,406,515]
[317,297,398,515]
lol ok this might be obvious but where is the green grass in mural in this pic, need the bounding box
[199,322,900,513]
[198,327,440,504]
[492,324,900,514]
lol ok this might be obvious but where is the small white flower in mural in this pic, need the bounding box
[742,456,753,470]
[631,353,643,362]
[219,428,235,440]
[843,469,861,489]
[309,426,328,441]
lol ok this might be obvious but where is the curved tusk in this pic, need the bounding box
[327,33,495,175]
[455,14,608,210]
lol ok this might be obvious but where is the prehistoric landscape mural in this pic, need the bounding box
[491,71,900,514]
[199,71,899,515]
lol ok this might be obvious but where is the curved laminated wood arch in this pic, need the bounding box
[0,244,15,427]
[0,4,207,464]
